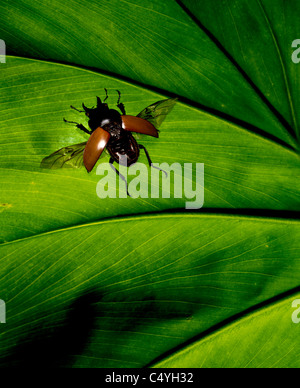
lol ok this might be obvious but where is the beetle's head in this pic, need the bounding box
[82,96,110,120]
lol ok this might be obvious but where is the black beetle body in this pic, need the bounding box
[104,122,140,167]
[85,100,140,167]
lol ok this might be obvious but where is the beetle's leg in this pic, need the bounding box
[139,144,168,177]
[116,90,126,115]
[77,124,92,135]
[63,119,92,135]
[70,105,85,113]
[109,157,131,197]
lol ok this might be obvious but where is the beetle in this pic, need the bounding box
[41,90,177,195]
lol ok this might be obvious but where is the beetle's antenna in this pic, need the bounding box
[116,90,126,115]
[70,105,85,113]
[116,90,121,105]
[103,88,108,103]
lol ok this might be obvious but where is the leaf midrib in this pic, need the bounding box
[148,286,300,368]
[1,210,300,248]
[175,0,299,151]
[255,0,298,140]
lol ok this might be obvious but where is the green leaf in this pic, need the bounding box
[0,0,300,369]
[0,0,298,147]
[1,57,299,244]
[153,291,300,368]
[181,0,300,142]
[1,215,300,368]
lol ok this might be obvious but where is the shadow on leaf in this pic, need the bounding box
[3,290,102,368]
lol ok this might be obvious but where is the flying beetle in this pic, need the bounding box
[41,90,177,195]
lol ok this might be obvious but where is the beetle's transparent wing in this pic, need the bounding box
[132,98,177,140]
[40,142,87,169]
[137,98,177,129]
[41,136,110,170]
